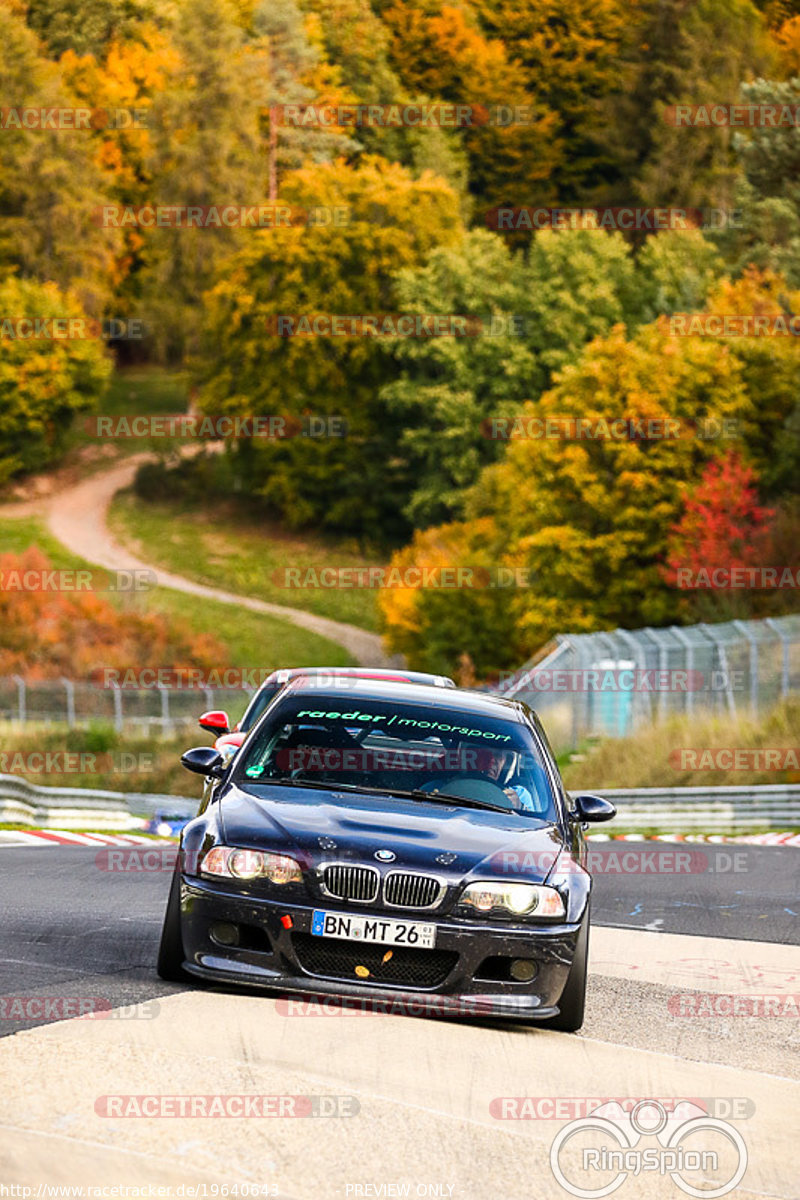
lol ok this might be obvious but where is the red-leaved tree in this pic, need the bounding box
[664,452,777,619]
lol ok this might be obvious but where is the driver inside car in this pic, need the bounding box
[417,746,540,812]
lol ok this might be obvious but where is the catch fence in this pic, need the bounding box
[495,614,800,749]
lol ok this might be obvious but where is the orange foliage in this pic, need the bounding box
[0,547,226,681]
[773,15,800,76]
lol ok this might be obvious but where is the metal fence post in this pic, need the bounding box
[733,620,759,716]
[11,675,25,725]
[158,684,170,734]
[765,617,790,700]
[61,677,76,727]
[642,629,668,723]
[669,627,694,718]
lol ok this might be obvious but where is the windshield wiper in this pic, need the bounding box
[243,775,522,815]
[242,775,334,790]
[383,787,519,815]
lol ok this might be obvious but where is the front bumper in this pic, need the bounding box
[179,875,582,1020]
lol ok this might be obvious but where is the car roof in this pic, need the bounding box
[262,667,455,687]
[280,677,527,721]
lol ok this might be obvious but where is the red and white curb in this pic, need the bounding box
[0,830,171,847]
[588,831,800,846]
[4,829,798,848]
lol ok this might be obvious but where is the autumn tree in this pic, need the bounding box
[664,450,781,619]
[377,519,521,675]
[380,321,757,668]
[254,0,355,199]
[379,0,561,210]
[0,546,225,679]
[720,77,800,287]
[0,5,122,314]
[134,0,273,359]
[23,0,161,58]
[193,156,463,541]
[381,227,724,530]
[601,0,773,213]
[0,277,112,484]
[476,0,632,200]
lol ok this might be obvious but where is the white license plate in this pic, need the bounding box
[311,909,437,949]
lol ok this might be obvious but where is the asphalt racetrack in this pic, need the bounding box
[1,840,798,1198]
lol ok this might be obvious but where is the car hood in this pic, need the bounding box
[218,782,565,882]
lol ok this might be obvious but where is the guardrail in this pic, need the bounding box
[0,774,192,830]
[591,784,800,832]
[2,773,798,835]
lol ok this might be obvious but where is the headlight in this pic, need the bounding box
[200,846,303,884]
[458,881,565,919]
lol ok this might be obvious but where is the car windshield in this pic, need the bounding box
[240,683,281,732]
[232,695,557,820]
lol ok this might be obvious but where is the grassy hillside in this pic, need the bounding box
[109,492,383,632]
[0,515,354,672]
[562,698,800,790]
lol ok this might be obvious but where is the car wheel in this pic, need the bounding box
[540,904,589,1033]
[157,865,190,982]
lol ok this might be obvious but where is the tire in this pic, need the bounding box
[540,904,589,1032]
[157,865,190,982]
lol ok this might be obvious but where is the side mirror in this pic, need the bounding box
[181,746,226,778]
[199,710,230,736]
[571,793,616,824]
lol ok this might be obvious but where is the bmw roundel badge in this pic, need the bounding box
[375,849,396,862]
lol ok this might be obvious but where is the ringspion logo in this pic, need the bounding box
[549,1100,747,1198]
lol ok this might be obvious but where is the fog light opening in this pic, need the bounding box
[210,921,240,947]
[510,958,536,983]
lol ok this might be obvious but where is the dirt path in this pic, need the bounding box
[2,454,395,667]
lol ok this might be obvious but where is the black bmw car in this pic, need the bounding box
[158,679,615,1030]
